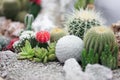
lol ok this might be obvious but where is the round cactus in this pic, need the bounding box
[3,0,21,20]
[84,26,116,54]
[55,35,84,63]
[36,31,50,43]
[50,28,67,42]
[66,9,103,39]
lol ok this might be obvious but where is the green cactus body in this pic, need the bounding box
[66,9,103,39]
[15,11,28,23]
[19,0,29,11]
[24,14,34,30]
[3,0,21,20]
[87,0,94,4]
[84,26,116,55]
[74,0,87,9]
[50,28,66,42]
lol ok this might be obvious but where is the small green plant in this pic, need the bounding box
[18,40,56,63]
[100,45,118,69]
[81,48,99,69]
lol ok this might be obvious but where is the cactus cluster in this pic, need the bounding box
[81,44,118,70]
[18,40,56,63]
[81,48,99,69]
[66,9,103,39]
[84,26,116,55]
[50,28,67,42]
[55,35,84,63]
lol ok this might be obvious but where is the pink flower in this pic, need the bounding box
[36,31,50,43]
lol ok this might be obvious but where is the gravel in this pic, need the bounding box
[0,51,120,80]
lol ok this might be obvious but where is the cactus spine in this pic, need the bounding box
[66,9,103,39]
[24,14,34,30]
[84,26,116,55]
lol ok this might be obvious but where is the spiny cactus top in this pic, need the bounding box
[65,9,104,39]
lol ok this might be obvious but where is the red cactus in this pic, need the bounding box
[4,38,19,51]
[30,0,41,5]
[36,31,50,43]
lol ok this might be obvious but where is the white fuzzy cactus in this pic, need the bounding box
[55,35,84,63]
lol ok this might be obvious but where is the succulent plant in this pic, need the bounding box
[50,28,67,42]
[2,0,21,20]
[81,48,99,69]
[18,40,56,63]
[74,0,94,9]
[100,45,118,69]
[19,0,29,10]
[55,35,84,63]
[36,31,50,43]
[24,14,34,30]
[84,26,116,57]
[65,9,103,39]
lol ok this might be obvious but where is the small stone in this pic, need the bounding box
[85,64,113,80]
[63,58,95,80]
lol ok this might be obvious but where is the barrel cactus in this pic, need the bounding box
[66,9,103,39]
[50,28,67,42]
[55,35,84,63]
[2,0,21,20]
[84,26,116,55]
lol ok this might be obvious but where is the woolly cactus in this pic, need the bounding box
[84,26,116,55]
[24,14,34,30]
[3,0,21,20]
[50,28,67,42]
[55,35,84,63]
[66,9,103,39]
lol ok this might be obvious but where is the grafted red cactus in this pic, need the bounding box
[36,31,50,43]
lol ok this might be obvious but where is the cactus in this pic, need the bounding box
[2,0,21,20]
[74,0,94,9]
[24,14,34,30]
[15,11,28,23]
[36,31,50,43]
[19,0,29,10]
[50,28,67,42]
[100,45,118,69]
[84,26,116,56]
[66,9,103,39]
[55,35,84,63]
[81,48,99,69]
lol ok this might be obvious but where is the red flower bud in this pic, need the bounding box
[30,0,41,5]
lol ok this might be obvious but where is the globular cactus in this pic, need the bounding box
[36,31,50,43]
[50,28,67,42]
[2,0,21,20]
[55,35,84,63]
[66,9,103,39]
[84,26,116,55]
[24,14,34,30]
[19,0,29,10]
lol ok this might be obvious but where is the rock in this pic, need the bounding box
[63,58,95,80]
[85,64,113,80]
[0,51,17,67]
